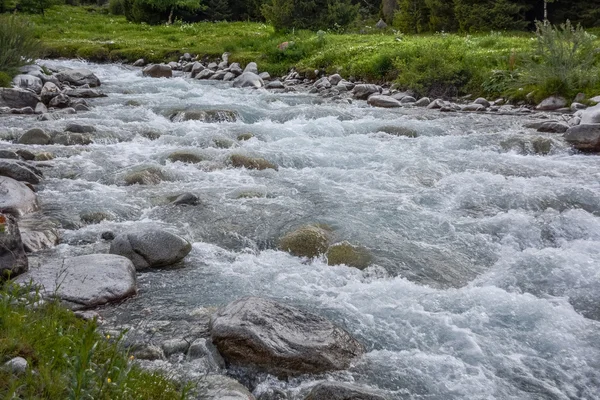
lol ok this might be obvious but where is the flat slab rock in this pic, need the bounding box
[209,296,365,377]
[16,254,137,309]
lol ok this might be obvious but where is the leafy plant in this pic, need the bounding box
[515,20,599,101]
[0,14,41,73]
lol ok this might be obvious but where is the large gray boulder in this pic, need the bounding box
[142,64,173,78]
[305,382,387,400]
[0,176,38,217]
[15,254,137,309]
[190,62,205,78]
[210,297,365,377]
[0,88,40,109]
[63,88,106,98]
[0,214,28,279]
[580,104,600,124]
[564,124,600,152]
[353,84,380,100]
[18,214,60,252]
[18,128,51,145]
[12,74,43,94]
[232,72,264,89]
[243,62,258,75]
[0,160,43,184]
[55,68,101,87]
[109,229,192,270]
[367,95,402,108]
[536,96,567,111]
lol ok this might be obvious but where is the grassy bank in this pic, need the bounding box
[15,5,600,99]
[0,282,190,399]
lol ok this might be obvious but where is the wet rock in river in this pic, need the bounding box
[352,84,380,100]
[304,382,387,400]
[109,228,192,270]
[580,104,600,124]
[0,176,38,217]
[210,296,365,377]
[16,254,137,309]
[123,166,165,185]
[0,214,28,279]
[18,128,51,145]
[171,193,200,206]
[326,241,372,269]
[564,124,600,152]
[53,132,92,146]
[0,87,40,109]
[233,72,264,89]
[367,95,402,108]
[142,64,172,78]
[378,125,418,138]
[48,93,70,108]
[0,150,19,160]
[169,109,239,123]
[167,150,207,164]
[228,154,277,171]
[237,133,254,141]
[279,225,331,258]
[0,160,43,184]
[65,123,96,134]
[55,68,101,87]
[202,374,256,400]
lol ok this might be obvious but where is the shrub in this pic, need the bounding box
[261,0,358,31]
[0,71,11,87]
[108,0,124,14]
[0,15,41,73]
[515,20,600,101]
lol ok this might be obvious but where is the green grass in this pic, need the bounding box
[16,5,600,99]
[0,282,192,399]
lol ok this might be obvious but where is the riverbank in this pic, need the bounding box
[18,5,600,101]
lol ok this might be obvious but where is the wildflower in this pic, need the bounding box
[107,378,111,383]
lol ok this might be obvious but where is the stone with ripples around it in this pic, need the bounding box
[109,229,192,270]
[210,297,365,377]
[304,382,387,400]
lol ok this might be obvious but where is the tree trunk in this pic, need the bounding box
[544,0,548,25]
[382,0,398,24]
[168,7,173,24]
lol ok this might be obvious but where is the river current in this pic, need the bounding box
[3,60,600,399]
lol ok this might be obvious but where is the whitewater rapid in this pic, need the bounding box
[2,60,599,399]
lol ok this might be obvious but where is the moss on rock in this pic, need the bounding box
[326,241,372,269]
[123,167,165,185]
[228,154,277,170]
[167,150,206,164]
[279,225,331,258]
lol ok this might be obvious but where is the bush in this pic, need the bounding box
[515,20,600,101]
[0,15,41,73]
[0,71,11,87]
[108,0,123,14]
[261,0,358,31]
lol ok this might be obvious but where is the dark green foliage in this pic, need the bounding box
[453,0,529,32]
[17,0,63,14]
[424,0,455,32]
[0,71,11,87]
[262,0,359,31]
[0,14,41,72]
[394,0,429,33]
[119,0,204,24]
[205,0,230,20]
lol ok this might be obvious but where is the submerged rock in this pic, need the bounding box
[210,297,365,377]
[53,132,92,146]
[0,176,39,217]
[171,193,199,206]
[228,154,277,170]
[279,225,331,258]
[580,104,600,124]
[65,123,96,134]
[0,214,28,279]
[326,241,372,269]
[378,125,418,138]
[167,150,207,164]
[123,167,165,185]
[169,109,239,123]
[109,228,192,270]
[16,254,137,309]
[305,382,387,400]
[237,133,254,141]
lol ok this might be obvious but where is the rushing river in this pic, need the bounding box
[3,60,600,399]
